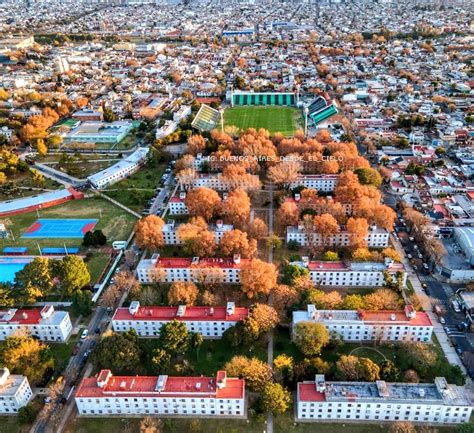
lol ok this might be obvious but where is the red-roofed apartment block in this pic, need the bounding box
[0,306,72,342]
[291,257,407,288]
[75,370,246,418]
[136,253,251,284]
[112,301,248,338]
[293,304,433,343]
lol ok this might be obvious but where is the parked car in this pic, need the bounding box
[439,317,445,325]
[80,329,89,340]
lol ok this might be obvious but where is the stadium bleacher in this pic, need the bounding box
[232,92,296,106]
[307,96,338,126]
[191,104,220,132]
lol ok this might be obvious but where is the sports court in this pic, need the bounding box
[22,219,98,239]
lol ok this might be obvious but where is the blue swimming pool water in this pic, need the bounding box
[0,260,32,283]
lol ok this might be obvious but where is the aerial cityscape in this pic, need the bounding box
[0,0,473,432]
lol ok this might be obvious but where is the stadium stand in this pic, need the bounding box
[191,104,220,132]
[2,247,28,255]
[307,96,338,126]
[231,92,296,106]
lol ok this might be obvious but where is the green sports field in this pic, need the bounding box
[223,106,302,136]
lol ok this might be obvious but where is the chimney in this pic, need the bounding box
[0,368,10,386]
[216,219,223,229]
[40,305,55,319]
[226,302,235,316]
[179,191,186,200]
[216,371,227,389]
[177,305,186,317]
[129,301,140,315]
[315,374,326,392]
[233,254,241,264]
[151,253,160,264]
[294,193,301,202]
[307,304,317,320]
[404,304,416,319]
[96,370,112,388]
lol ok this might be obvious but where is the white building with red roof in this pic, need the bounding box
[291,258,406,288]
[0,306,72,342]
[0,368,33,414]
[286,224,389,248]
[168,192,188,215]
[75,370,246,418]
[293,305,432,343]
[296,375,472,424]
[112,301,248,338]
[290,174,339,192]
[162,220,233,245]
[136,253,250,284]
[191,173,260,191]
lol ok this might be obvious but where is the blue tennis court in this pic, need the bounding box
[22,219,98,239]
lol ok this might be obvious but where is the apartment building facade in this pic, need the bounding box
[0,368,33,414]
[290,174,339,192]
[162,220,233,245]
[292,305,433,343]
[0,306,72,342]
[296,375,472,424]
[112,301,248,338]
[75,370,246,418]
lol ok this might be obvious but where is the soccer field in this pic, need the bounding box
[223,106,302,136]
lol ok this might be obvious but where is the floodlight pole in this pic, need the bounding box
[10,230,15,242]
[37,243,42,256]
[220,109,224,133]
[304,107,309,137]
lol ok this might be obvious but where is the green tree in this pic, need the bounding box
[159,320,189,355]
[380,360,400,381]
[321,251,339,261]
[18,404,39,424]
[0,284,15,307]
[336,355,380,381]
[46,135,63,148]
[151,347,171,370]
[92,331,140,374]
[71,290,93,316]
[15,257,53,294]
[341,293,365,310]
[282,264,309,285]
[354,167,382,187]
[17,282,43,305]
[54,256,90,297]
[293,322,329,356]
[261,382,292,414]
[103,108,117,122]
[224,356,272,392]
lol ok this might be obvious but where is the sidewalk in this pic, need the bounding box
[391,234,467,373]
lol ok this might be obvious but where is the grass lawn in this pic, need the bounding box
[0,196,137,252]
[223,106,302,136]
[103,161,166,212]
[65,414,460,433]
[0,174,61,201]
[85,253,111,285]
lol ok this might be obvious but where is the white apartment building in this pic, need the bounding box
[162,220,233,245]
[75,370,246,418]
[168,193,188,215]
[290,174,339,192]
[296,375,472,425]
[286,225,389,248]
[112,301,248,338]
[291,258,406,288]
[0,368,33,414]
[136,254,250,284]
[88,147,149,189]
[0,306,72,342]
[190,173,260,191]
[292,305,433,343]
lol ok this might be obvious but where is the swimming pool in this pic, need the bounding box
[0,258,33,283]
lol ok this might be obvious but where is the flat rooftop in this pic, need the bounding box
[113,305,249,322]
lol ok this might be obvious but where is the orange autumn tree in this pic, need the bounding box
[240,259,278,299]
[185,187,221,221]
[135,215,165,250]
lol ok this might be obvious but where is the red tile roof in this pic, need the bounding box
[0,309,42,325]
[76,371,244,399]
[307,261,347,271]
[113,305,249,322]
[298,383,326,402]
[359,310,432,326]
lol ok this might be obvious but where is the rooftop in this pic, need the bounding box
[76,370,244,400]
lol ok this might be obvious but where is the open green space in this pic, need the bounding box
[0,174,61,201]
[0,197,136,283]
[103,160,166,212]
[223,106,302,136]
[64,414,461,433]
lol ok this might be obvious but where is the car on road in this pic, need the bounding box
[451,300,461,313]
[423,263,429,270]
[94,327,101,334]
[409,237,415,241]
[80,329,89,340]
[456,347,463,355]
[439,317,445,325]
[407,253,412,259]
